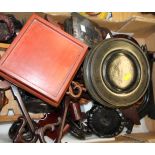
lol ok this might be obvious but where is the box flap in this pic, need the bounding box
[117,16,155,37]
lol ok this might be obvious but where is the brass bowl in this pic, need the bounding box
[83,38,150,108]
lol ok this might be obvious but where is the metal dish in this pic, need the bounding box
[84,38,150,108]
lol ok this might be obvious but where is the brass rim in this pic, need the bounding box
[83,42,114,108]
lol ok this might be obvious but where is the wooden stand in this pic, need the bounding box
[0,89,44,122]
[0,48,44,123]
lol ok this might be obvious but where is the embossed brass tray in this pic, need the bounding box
[83,38,150,108]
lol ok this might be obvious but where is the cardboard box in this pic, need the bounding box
[1,12,155,143]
